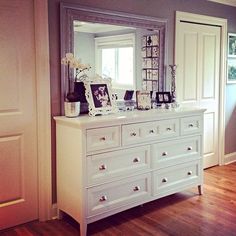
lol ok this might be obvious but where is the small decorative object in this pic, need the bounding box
[169,64,177,102]
[165,103,171,109]
[136,91,151,110]
[61,53,91,117]
[161,103,166,109]
[227,33,236,83]
[156,92,171,104]
[84,75,118,116]
[124,90,134,100]
[64,101,80,118]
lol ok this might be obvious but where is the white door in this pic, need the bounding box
[175,21,221,169]
[0,0,38,229]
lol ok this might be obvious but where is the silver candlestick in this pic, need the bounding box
[169,64,177,103]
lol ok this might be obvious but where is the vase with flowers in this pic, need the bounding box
[61,53,91,117]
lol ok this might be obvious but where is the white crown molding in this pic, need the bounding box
[208,0,236,7]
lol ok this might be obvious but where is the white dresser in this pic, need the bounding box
[55,107,205,235]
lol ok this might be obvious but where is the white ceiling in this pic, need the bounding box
[208,0,236,7]
[73,21,135,33]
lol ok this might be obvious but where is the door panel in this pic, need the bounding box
[0,135,22,204]
[183,32,198,102]
[202,34,216,99]
[0,0,38,229]
[176,21,220,168]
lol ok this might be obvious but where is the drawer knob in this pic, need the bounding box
[100,137,106,141]
[166,127,172,131]
[130,132,137,136]
[189,123,194,128]
[149,129,154,134]
[162,178,168,183]
[99,195,107,202]
[133,157,140,163]
[187,146,193,151]
[188,171,193,176]
[99,164,107,170]
[162,151,168,156]
[133,186,140,191]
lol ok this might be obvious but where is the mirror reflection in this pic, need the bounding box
[73,20,163,99]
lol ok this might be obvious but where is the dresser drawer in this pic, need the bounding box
[87,173,151,216]
[152,136,201,168]
[122,118,179,146]
[181,116,202,136]
[87,145,151,185]
[86,126,120,152]
[153,160,201,196]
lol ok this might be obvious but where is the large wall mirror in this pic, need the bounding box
[60,3,167,111]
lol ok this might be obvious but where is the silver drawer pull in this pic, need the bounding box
[130,132,137,136]
[99,164,107,171]
[133,186,140,191]
[133,157,140,163]
[100,137,106,141]
[188,171,193,176]
[162,151,168,156]
[149,129,154,134]
[166,127,172,131]
[188,123,194,128]
[99,195,107,202]
[162,178,168,183]
[187,146,193,151]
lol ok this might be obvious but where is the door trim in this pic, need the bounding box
[34,0,52,220]
[175,11,227,166]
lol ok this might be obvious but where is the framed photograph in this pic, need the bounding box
[228,33,236,57]
[156,92,171,104]
[124,90,134,100]
[227,58,236,83]
[136,91,151,110]
[84,75,118,116]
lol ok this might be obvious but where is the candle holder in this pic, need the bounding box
[169,64,180,108]
[169,64,178,104]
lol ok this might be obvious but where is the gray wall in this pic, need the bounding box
[49,0,236,202]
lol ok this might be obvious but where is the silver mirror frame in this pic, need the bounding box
[60,2,168,113]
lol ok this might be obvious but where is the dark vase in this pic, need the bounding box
[74,81,87,103]
[66,92,79,102]
[74,81,88,114]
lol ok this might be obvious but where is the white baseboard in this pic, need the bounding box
[224,152,236,165]
[51,203,58,219]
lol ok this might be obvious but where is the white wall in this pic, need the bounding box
[74,31,95,77]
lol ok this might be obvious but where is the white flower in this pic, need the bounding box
[65,53,74,60]
[61,57,68,65]
[79,63,90,70]
[70,58,81,68]
[61,52,91,82]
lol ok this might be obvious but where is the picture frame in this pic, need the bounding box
[227,33,236,83]
[228,33,236,57]
[124,90,134,100]
[136,90,151,110]
[227,58,236,83]
[156,92,171,104]
[84,75,118,116]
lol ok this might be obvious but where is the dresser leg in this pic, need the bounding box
[198,185,203,195]
[80,222,87,236]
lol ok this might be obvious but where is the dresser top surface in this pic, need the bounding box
[54,106,206,129]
